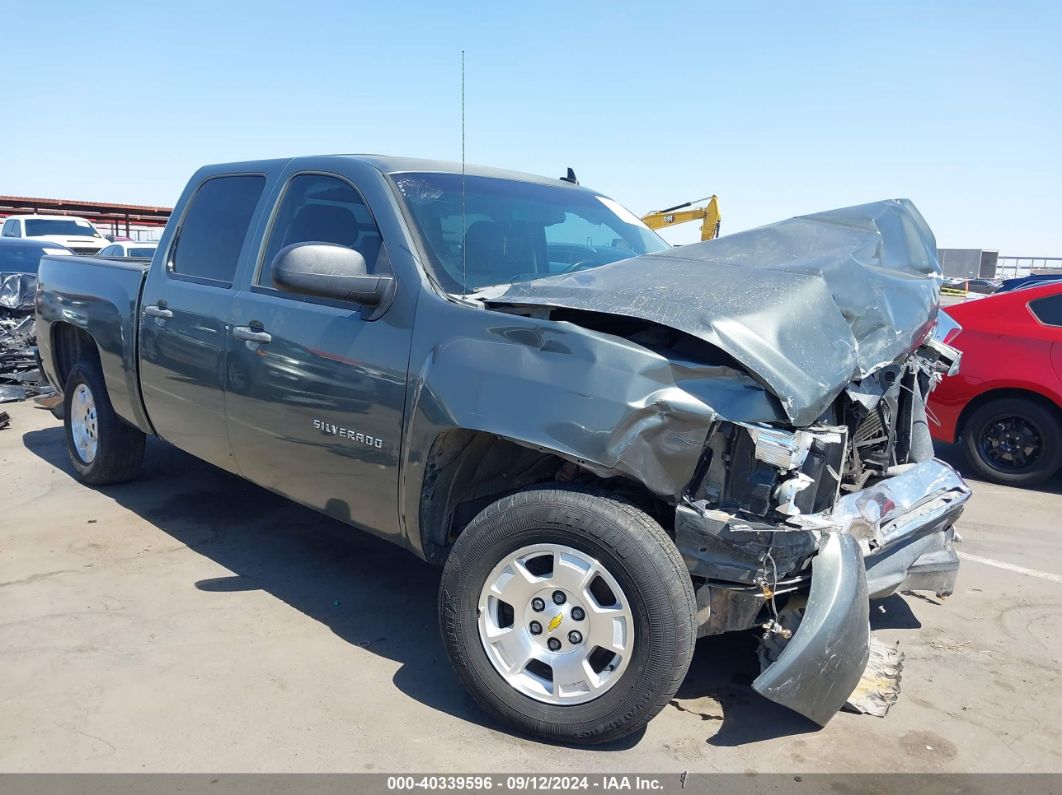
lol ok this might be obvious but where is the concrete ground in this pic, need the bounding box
[1,399,1060,773]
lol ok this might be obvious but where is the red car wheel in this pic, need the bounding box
[962,397,1062,486]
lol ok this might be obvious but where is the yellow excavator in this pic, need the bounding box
[641,195,721,241]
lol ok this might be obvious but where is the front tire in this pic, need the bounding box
[439,486,696,745]
[962,397,1062,486]
[63,360,146,485]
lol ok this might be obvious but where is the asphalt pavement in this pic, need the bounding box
[1,400,1060,773]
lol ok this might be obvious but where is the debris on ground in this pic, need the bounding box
[844,638,905,717]
[1,304,55,404]
[0,410,10,430]
[929,639,972,652]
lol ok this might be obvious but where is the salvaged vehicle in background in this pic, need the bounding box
[1,239,71,403]
[995,273,1062,294]
[929,282,1062,486]
[97,240,159,258]
[35,155,968,744]
[0,238,72,312]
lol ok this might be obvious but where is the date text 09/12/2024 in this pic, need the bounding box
[386,776,665,791]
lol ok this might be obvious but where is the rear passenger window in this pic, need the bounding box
[1030,294,1062,327]
[170,175,265,284]
[258,173,385,286]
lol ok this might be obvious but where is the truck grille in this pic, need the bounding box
[71,247,101,255]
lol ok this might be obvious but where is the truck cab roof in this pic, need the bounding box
[199,154,593,191]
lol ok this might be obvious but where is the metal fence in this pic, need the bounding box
[995,256,1062,279]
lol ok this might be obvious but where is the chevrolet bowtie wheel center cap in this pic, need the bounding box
[527,589,583,654]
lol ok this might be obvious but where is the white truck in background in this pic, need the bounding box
[1,214,108,255]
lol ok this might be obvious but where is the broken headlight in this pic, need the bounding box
[690,422,846,521]
[748,426,814,470]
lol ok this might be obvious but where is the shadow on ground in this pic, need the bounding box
[934,441,1062,495]
[672,632,818,746]
[20,424,936,748]
[23,428,487,734]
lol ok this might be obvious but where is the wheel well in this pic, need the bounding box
[51,323,100,388]
[956,387,1062,439]
[418,430,672,564]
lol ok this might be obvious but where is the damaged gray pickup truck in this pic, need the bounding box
[34,155,969,744]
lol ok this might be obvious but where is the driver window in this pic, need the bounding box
[259,173,385,286]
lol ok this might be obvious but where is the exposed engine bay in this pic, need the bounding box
[673,335,967,725]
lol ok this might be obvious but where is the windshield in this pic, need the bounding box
[24,219,101,238]
[129,247,156,257]
[392,172,668,293]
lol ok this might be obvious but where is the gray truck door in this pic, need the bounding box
[138,174,267,472]
[223,171,413,539]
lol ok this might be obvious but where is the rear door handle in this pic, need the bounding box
[233,326,272,344]
[144,305,173,319]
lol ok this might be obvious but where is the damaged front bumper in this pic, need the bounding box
[752,531,870,726]
[678,458,970,725]
[791,458,970,599]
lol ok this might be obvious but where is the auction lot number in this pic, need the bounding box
[388,776,663,791]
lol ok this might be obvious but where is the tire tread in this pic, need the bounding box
[64,360,145,485]
[962,396,1062,486]
[439,484,696,745]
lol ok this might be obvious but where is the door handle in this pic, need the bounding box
[233,326,272,344]
[144,305,173,319]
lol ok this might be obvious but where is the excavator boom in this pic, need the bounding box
[641,195,721,241]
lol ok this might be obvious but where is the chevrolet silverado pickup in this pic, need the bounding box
[35,155,969,744]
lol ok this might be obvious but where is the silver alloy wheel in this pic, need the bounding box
[70,383,99,464]
[477,543,635,705]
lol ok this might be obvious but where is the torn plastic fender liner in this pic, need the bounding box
[752,532,870,726]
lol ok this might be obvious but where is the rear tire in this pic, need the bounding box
[63,360,146,485]
[961,397,1062,486]
[439,485,696,745]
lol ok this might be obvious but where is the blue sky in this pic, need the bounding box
[2,1,1059,253]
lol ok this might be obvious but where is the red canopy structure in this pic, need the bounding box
[0,195,172,237]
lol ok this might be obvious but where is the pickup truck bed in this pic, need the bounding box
[38,256,152,433]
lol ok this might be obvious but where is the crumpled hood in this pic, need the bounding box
[484,199,941,426]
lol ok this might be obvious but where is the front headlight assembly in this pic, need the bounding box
[690,422,847,521]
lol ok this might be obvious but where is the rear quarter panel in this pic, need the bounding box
[35,254,153,433]
[930,291,1062,442]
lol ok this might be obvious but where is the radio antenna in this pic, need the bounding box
[461,49,467,294]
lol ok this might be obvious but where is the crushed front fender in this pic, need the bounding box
[752,532,870,726]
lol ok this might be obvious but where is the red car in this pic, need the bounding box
[929,282,1062,485]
